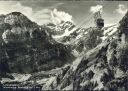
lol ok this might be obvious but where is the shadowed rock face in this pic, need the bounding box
[45,11,128,90]
[118,11,128,36]
[1,11,128,91]
[0,12,74,73]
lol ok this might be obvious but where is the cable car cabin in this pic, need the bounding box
[96,18,104,29]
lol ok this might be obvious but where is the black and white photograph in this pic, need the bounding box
[0,0,128,91]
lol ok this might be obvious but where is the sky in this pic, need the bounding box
[0,1,127,27]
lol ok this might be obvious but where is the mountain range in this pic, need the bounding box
[0,11,128,91]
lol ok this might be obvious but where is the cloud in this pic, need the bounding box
[0,2,33,18]
[50,3,64,9]
[0,2,73,25]
[0,2,36,23]
[51,8,73,24]
[116,4,127,15]
[90,5,103,13]
[32,9,52,25]
[0,2,52,25]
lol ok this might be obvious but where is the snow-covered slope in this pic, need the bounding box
[1,10,128,91]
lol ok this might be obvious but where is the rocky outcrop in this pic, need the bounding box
[1,11,128,91]
[46,11,128,91]
[0,12,74,74]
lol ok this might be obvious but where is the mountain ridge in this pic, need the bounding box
[0,11,128,91]
[0,12,74,74]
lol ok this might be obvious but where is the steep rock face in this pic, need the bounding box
[1,11,128,91]
[118,11,128,36]
[46,11,128,91]
[0,12,74,74]
[42,20,106,58]
[51,22,104,57]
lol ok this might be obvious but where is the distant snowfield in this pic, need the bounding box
[1,65,69,86]
[103,24,118,35]
[101,24,118,40]
[52,27,77,39]
[1,73,31,83]
[52,23,119,42]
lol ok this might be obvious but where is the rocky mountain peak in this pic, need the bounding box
[118,11,128,36]
[1,10,128,91]
[4,12,35,28]
[0,12,74,74]
[9,12,22,16]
